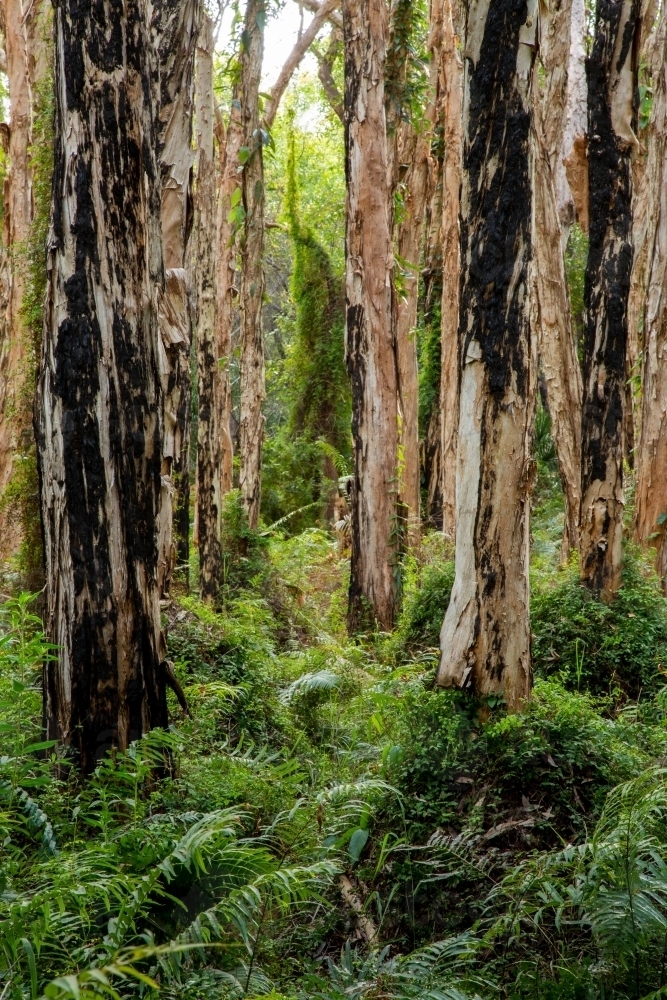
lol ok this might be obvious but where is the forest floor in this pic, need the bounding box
[4,456,667,999]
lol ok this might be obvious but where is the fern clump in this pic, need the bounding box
[532,551,667,698]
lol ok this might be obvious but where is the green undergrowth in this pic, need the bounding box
[6,479,667,998]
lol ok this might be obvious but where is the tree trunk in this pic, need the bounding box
[439,0,462,540]
[580,0,640,600]
[557,0,587,237]
[0,0,46,563]
[37,0,166,772]
[153,0,199,594]
[344,0,398,632]
[532,0,583,560]
[634,11,667,586]
[215,100,243,505]
[239,0,266,530]
[437,0,537,711]
[395,127,428,546]
[195,15,223,603]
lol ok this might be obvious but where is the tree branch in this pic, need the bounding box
[264,0,340,128]
[316,27,343,122]
[299,0,343,30]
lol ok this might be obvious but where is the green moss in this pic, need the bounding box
[0,18,53,590]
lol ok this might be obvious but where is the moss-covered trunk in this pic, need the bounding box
[37,0,166,772]
[0,0,47,567]
[437,0,537,711]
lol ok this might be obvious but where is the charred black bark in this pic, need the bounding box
[437,0,537,710]
[37,0,166,772]
[580,0,640,598]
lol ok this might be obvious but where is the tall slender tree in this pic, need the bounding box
[195,14,224,603]
[344,0,398,631]
[634,11,667,586]
[152,0,199,594]
[0,0,47,564]
[37,0,166,771]
[239,0,266,529]
[439,0,462,540]
[532,0,583,560]
[437,0,538,711]
[580,0,641,600]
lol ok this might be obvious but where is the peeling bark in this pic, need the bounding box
[439,0,462,540]
[239,0,266,530]
[215,99,242,505]
[37,0,166,772]
[152,0,199,594]
[0,0,46,561]
[437,0,537,711]
[395,127,428,544]
[195,15,223,603]
[557,0,587,236]
[580,0,641,600]
[344,0,398,631]
[634,11,667,586]
[532,0,583,559]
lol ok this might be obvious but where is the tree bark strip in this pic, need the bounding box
[0,0,46,561]
[580,0,641,600]
[195,15,223,603]
[437,0,538,711]
[395,127,429,545]
[37,0,166,771]
[557,0,587,237]
[344,0,398,631]
[532,0,583,560]
[239,0,266,529]
[439,0,462,540]
[634,11,667,585]
[214,99,243,507]
[152,0,199,594]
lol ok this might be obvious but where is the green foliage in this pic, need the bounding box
[418,299,442,439]
[535,398,557,468]
[220,489,270,595]
[564,224,588,360]
[532,553,667,698]
[395,559,454,653]
[260,84,349,532]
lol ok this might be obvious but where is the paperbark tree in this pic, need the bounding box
[239,0,266,529]
[0,0,46,562]
[557,0,587,236]
[384,0,422,544]
[195,14,224,603]
[37,0,166,771]
[439,0,462,539]
[214,99,242,505]
[437,0,538,711]
[634,11,667,586]
[580,0,641,600]
[152,0,199,594]
[532,0,583,559]
[344,0,398,631]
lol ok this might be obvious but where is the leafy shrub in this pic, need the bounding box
[394,560,455,653]
[532,555,667,698]
[220,489,270,595]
